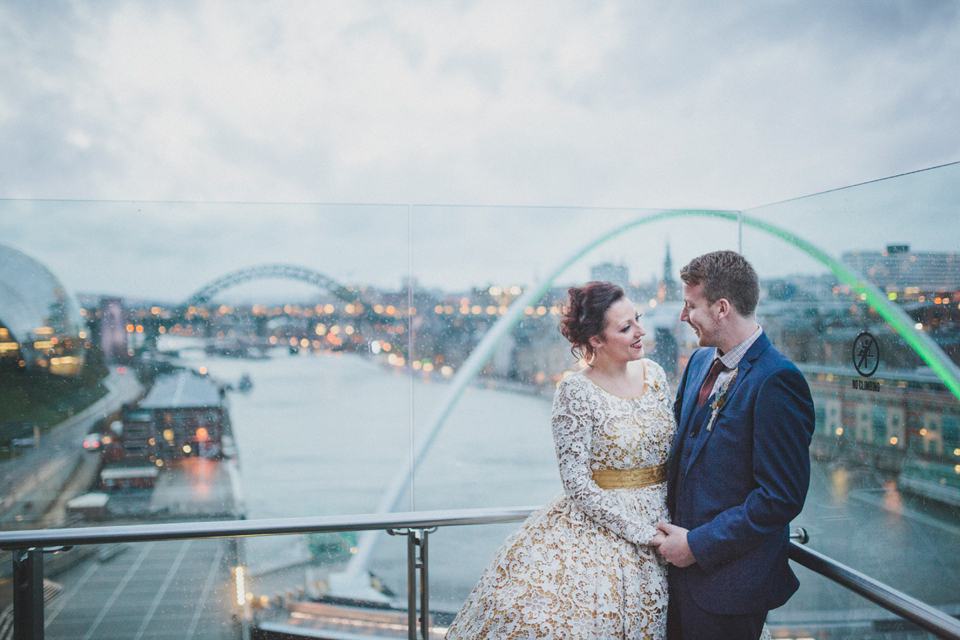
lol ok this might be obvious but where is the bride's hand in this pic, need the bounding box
[655,522,696,567]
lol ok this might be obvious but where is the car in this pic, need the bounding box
[83,433,102,452]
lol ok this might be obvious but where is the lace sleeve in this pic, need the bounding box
[551,376,658,545]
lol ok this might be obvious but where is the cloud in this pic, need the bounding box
[2,1,954,207]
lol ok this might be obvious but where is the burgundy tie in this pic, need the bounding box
[697,358,727,408]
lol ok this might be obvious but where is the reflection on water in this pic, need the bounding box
[186,457,216,500]
[828,465,849,505]
[882,478,904,517]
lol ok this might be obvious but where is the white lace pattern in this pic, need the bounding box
[445,359,676,639]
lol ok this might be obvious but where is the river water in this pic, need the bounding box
[182,346,960,623]
[180,346,559,610]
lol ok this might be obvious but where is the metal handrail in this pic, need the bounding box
[789,541,960,640]
[2,511,959,640]
[0,506,537,549]
[1,506,539,640]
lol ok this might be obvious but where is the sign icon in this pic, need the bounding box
[852,331,880,377]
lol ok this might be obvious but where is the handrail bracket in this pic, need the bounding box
[389,527,437,640]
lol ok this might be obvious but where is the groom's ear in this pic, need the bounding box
[714,298,731,319]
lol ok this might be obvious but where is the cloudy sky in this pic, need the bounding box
[1,1,958,299]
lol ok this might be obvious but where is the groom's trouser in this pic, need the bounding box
[667,568,766,640]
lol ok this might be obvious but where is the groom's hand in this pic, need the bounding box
[655,522,696,568]
[650,530,667,547]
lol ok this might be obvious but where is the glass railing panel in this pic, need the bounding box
[405,205,744,495]
[2,176,957,636]
[741,161,960,633]
[0,200,416,631]
[1,200,413,513]
[399,205,745,612]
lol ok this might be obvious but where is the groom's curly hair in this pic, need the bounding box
[680,250,759,317]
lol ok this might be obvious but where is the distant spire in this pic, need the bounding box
[661,241,679,301]
[663,242,674,285]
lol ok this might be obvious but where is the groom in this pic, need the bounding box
[653,250,815,640]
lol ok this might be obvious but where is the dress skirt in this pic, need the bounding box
[445,491,667,639]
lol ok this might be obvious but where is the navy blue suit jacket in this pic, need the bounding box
[668,331,815,615]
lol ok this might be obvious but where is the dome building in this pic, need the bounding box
[0,244,86,375]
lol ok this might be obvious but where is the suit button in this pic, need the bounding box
[684,451,691,458]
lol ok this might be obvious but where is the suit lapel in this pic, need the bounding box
[677,348,717,439]
[680,333,772,474]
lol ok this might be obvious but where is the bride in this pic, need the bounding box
[445,281,675,639]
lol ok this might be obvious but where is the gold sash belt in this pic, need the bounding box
[592,463,667,489]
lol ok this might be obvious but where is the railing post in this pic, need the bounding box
[12,548,44,640]
[418,529,430,640]
[390,527,436,640]
[406,531,417,640]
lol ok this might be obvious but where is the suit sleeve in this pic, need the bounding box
[551,376,658,545]
[686,366,815,573]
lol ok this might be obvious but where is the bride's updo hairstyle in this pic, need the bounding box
[558,281,624,360]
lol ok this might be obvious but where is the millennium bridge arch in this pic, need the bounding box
[335,208,960,593]
[182,264,360,309]
[523,209,960,400]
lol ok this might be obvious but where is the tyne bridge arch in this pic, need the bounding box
[182,264,360,309]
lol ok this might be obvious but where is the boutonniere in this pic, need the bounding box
[705,367,738,432]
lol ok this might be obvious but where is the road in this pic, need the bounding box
[0,367,143,527]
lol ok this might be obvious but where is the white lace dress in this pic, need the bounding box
[445,359,676,639]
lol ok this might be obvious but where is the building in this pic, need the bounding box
[842,245,960,294]
[136,370,228,460]
[802,363,960,464]
[0,244,86,374]
[99,297,130,363]
[590,262,629,291]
